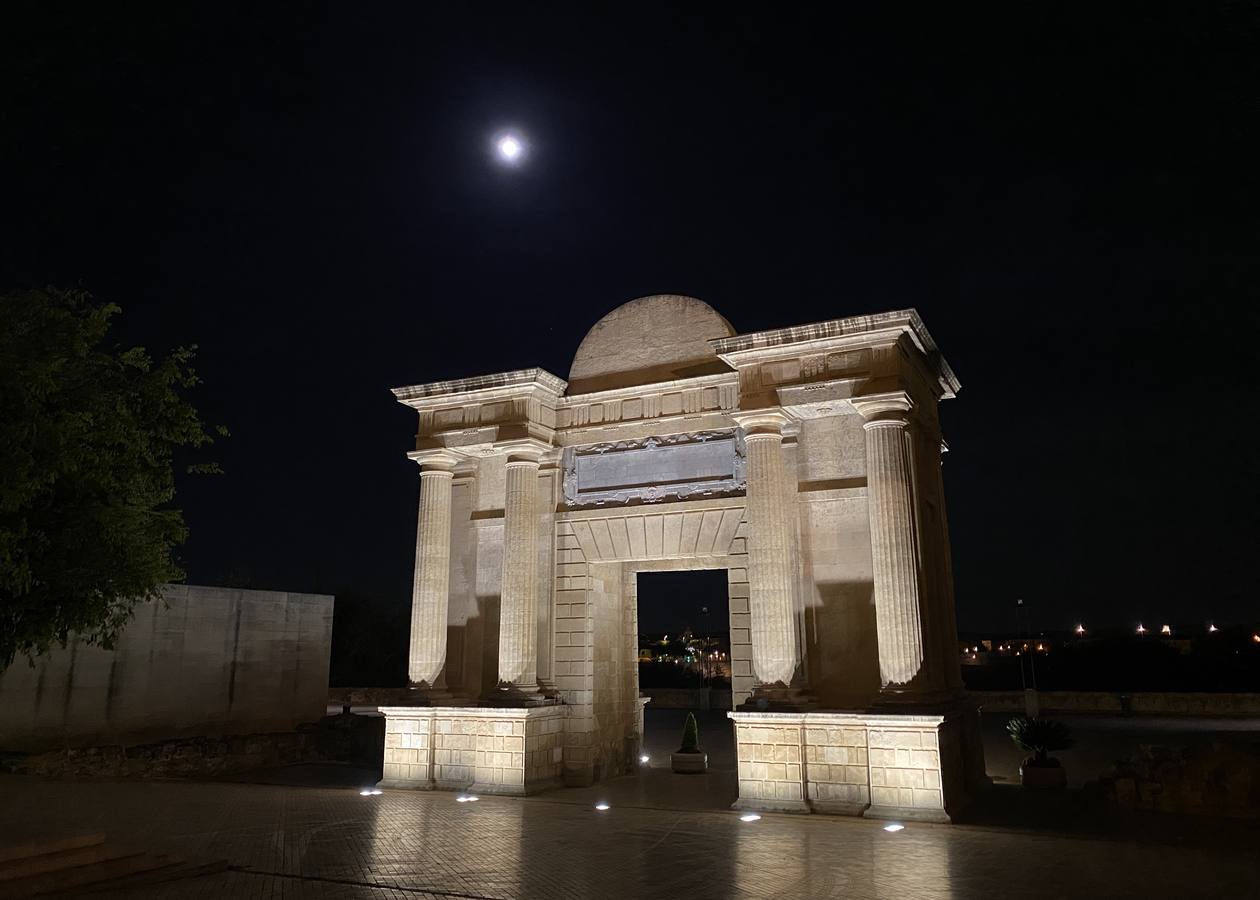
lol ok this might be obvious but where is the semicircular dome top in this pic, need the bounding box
[567,295,736,394]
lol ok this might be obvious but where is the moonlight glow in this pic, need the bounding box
[495,132,525,165]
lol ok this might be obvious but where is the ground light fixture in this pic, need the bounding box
[883,823,905,832]
[639,754,650,764]
[358,788,383,796]
[595,802,611,811]
[455,795,479,803]
[739,813,761,822]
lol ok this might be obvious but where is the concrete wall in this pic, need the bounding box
[0,584,334,751]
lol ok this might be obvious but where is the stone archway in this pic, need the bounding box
[380,295,987,822]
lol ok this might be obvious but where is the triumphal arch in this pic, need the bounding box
[379,295,986,822]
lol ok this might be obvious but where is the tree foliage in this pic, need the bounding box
[0,287,220,666]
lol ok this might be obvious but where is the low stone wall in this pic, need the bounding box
[2,730,323,779]
[729,708,984,823]
[1095,742,1260,817]
[972,691,1260,716]
[640,689,733,710]
[329,687,415,707]
[378,705,567,795]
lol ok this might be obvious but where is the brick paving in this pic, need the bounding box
[1,776,1257,899]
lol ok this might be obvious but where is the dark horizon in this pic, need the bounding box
[3,5,1258,638]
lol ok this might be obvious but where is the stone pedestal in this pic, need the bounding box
[378,705,567,796]
[729,705,986,822]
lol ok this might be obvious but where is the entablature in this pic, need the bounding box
[392,368,566,454]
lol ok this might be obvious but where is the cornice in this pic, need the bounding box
[710,308,960,398]
[392,367,567,407]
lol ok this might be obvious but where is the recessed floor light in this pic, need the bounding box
[740,813,761,822]
[595,802,611,811]
[639,754,650,763]
[456,795,479,803]
[358,789,382,796]
[883,823,905,832]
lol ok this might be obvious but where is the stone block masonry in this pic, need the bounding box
[379,705,566,795]
[730,708,983,822]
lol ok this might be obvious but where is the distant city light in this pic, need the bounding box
[1161,625,1172,635]
[1136,624,1147,635]
[883,823,905,832]
[740,813,762,822]
[1253,633,1260,644]
[595,802,611,811]
[1208,624,1219,633]
[1075,624,1086,635]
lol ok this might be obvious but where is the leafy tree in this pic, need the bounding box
[0,287,221,666]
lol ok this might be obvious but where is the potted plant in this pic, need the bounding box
[670,712,708,773]
[1006,716,1074,789]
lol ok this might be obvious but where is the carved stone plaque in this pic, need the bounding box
[562,430,746,507]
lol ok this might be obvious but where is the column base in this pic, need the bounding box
[482,685,562,708]
[404,684,467,706]
[738,682,817,712]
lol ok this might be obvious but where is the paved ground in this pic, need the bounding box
[4,709,1259,898]
[2,774,1258,899]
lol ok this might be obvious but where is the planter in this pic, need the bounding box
[1020,759,1066,789]
[670,751,708,774]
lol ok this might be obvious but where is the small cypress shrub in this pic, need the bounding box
[678,712,702,753]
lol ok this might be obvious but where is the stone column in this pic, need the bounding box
[853,393,935,695]
[496,447,543,699]
[740,414,802,694]
[930,438,965,694]
[408,452,458,689]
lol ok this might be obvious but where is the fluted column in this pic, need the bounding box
[408,452,458,688]
[854,394,930,693]
[741,415,800,689]
[497,449,542,695]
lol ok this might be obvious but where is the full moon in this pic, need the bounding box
[496,133,524,164]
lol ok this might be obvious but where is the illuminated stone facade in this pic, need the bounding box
[380,295,985,821]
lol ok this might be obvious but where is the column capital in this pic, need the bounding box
[732,409,795,440]
[495,437,551,466]
[408,449,461,472]
[852,392,914,429]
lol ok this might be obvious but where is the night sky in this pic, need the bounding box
[4,5,1258,644]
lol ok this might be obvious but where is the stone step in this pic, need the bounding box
[0,842,129,881]
[2,851,175,898]
[0,833,105,866]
